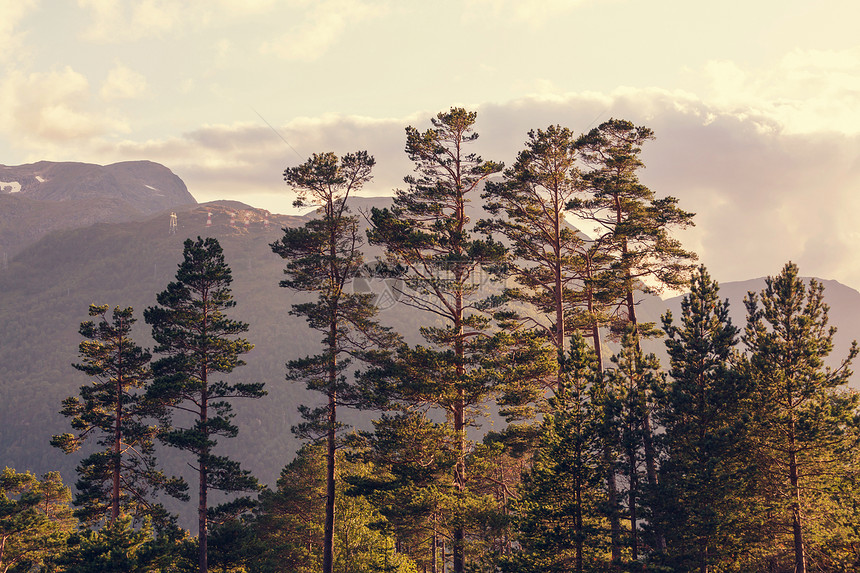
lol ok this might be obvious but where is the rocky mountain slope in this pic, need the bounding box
[0,160,197,257]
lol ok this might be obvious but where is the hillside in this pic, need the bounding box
[0,160,197,258]
[663,276,860,377]
[0,199,428,498]
[4,185,860,530]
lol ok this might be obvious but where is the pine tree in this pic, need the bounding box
[658,266,751,572]
[368,107,554,572]
[604,328,664,563]
[481,124,623,562]
[572,119,697,553]
[57,515,155,573]
[271,150,396,573]
[144,236,265,573]
[742,262,859,573]
[51,304,186,526]
[0,468,75,573]
[506,334,610,573]
[253,443,417,573]
[482,125,614,376]
[348,412,459,573]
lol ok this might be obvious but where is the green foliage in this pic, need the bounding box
[145,236,265,571]
[604,327,665,562]
[505,334,612,573]
[58,515,155,573]
[657,267,756,571]
[252,444,417,573]
[572,118,696,333]
[0,468,75,573]
[51,303,186,527]
[742,262,860,572]
[481,124,615,371]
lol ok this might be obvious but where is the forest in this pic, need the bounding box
[2,108,859,573]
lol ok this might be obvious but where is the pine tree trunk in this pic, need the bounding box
[628,436,638,562]
[554,230,565,392]
[453,390,465,573]
[575,455,584,573]
[199,415,208,573]
[113,376,122,524]
[789,425,806,573]
[431,519,438,573]
[323,317,338,573]
[453,270,466,573]
[606,456,622,566]
[624,279,666,553]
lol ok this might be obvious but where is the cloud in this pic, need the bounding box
[259,0,388,61]
[701,47,860,135]
[78,0,184,42]
[0,0,38,64]
[462,0,598,28]
[98,114,411,204]
[88,90,860,292]
[0,66,128,144]
[100,63,148,101]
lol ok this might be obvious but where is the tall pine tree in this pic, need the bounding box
[482,125,614,377]
[742,262,858,573]
[572,119,696,553]
[270,150,395,573]
[506,334,610,573]
[145,236,265,573]
[658,267,751,572]
[369,108,552,572]
[52,304,186,526]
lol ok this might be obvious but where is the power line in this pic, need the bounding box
[251,107,304,161]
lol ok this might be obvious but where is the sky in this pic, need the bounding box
[2,0,860,291]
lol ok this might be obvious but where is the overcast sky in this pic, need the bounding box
[3,0,860,291]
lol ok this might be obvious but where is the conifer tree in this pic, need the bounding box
[270,150,395,573]
[742,262,858,573]
[481,125,623,561]
[506,334,610,573]
[51,304,185,526]
[254,443,416,573]
[658,267,751,572]
[604,328,664,562]
[145,236,264,573]
[572,119,697,553]
[348,412,459,573]
[57,515,155,573]
[482,125,614,376]
[369,108,553,572]
[0,468,75,573]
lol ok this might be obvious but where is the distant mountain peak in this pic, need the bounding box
[0,160,197,258]
[0,160,196,210]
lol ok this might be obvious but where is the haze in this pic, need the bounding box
[2,0,859,288]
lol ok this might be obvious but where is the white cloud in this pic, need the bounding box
[259,0,388,61]
[83,90,860,293]
[462,0,605,28]
[701,47,860,135]
[78,0,187,42]
[100,63,148,101]
[0,66,128,145]
[0,0,38,63]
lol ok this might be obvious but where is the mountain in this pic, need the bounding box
[0,198,430,502]
[3,165,859,527]
[662,276,860,378]
[0,160,197,258]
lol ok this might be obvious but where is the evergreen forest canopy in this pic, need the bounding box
[3,108,860,573]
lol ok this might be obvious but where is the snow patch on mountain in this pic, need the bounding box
[0,181,21,193]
